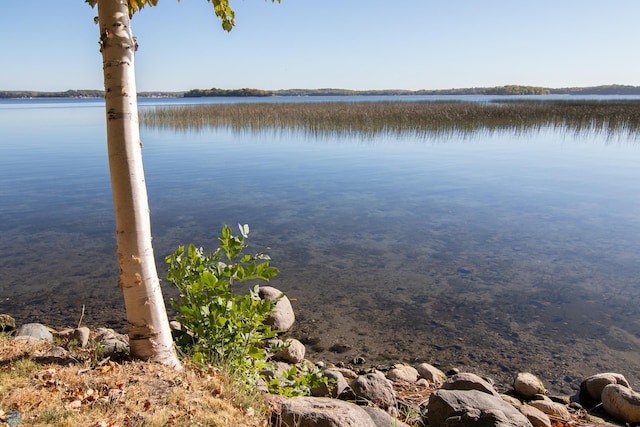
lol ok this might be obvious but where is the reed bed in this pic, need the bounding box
[140,100,640,139]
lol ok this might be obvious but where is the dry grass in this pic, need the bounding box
[0,335,267,427]
[139,100,640,139]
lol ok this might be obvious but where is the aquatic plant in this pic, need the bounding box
[140,100,640,139]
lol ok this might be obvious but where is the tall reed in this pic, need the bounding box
[140,100,640,139]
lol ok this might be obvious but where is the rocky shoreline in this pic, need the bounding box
[3,286,640,427]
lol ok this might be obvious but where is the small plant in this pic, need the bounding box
[166,224,279,383]
[266,364,330,397]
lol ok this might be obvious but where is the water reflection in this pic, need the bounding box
[1,99,640,393]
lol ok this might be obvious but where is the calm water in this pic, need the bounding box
[1,97,639,393]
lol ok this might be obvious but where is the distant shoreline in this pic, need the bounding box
[2,84,640,99]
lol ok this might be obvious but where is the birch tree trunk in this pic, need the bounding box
[97,0,180,367]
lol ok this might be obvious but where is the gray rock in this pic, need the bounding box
[14,323,53,342]
[93,327,129,354]
[310,369,348,398]
[519,404,552,427]
[0,314,16,332]
[427,389,533,427]
[361,406,412,427]
[274,338,306,364]
[351,371,397,409]
[280,396,377,427]
[416,362,447,385]
[580,372,630,402]
[514,372,546,399]
[601,384,640,423]
[386,364,419,383]
[259,286,295,332]
[441,372,500,397]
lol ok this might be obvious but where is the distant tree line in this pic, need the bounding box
[0,89,104,99]
[2,85,640,99]
[0,90,182,99]
[183,88,274,97]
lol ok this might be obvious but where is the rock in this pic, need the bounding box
[0,314,16,332]
[416,362,447,385]
[332,367,358,381]
[56,327,91,348]
[528,397,571,421]
[273,339,306,364]
[169,320,181,331]
[71,327,91,348]
[361,406,412,427]
[519,404,552,427]
[14,323,53,342]
[427,389,533,427]
[501,394,523,408]
[580,373,630,402]
[310,369,348,398]
[279,396,377,427]
[259,286,295,332]
[514,372,546,399]
[601,384,640,423]
[441,372,500,397]
[93,328,129,355]
[386,364,419,383]
[261,361,292,380]
[350,371,397,409]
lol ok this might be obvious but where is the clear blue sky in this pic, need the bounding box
[1,1,639,92]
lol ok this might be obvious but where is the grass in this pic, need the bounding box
[139,99,640,139]
[0,334,267,426]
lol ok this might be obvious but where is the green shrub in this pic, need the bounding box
[166,224,330,396]
[166,224,279,382]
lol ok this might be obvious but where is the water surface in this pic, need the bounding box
[1,97,639,393]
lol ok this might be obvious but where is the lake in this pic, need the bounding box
[1,96,639,393]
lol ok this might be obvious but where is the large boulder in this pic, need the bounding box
[427,389,533,427]
[441,372,500,397]
[580,373,630,402]
[350,371,397,409]
[259,286,295,332]
[513,373,545,399]
[279,396,376,427]
[601,384,640,423]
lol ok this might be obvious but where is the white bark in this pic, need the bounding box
[97,0,180,367]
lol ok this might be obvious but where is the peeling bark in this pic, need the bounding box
[97,0,180,368]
